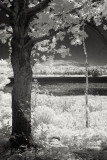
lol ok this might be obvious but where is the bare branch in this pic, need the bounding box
[25,0,51,17]
[0,0,13,16]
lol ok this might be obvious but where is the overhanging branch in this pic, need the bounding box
[24,1,88,48]
[24,35,50,50]
[0,0,13,16]
[25,0,51,17]
[24,29,57,50]
[24,25,70,50]
[25,21,107,50]
[24,0,107,50]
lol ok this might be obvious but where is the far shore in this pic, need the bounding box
[8,74,107,78]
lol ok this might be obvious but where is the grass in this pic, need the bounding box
[31,94,107,159]
[1,91,107,159]
[31,94,107,128]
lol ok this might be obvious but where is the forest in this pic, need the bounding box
[0,0,107,160]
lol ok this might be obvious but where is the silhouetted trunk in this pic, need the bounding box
[9,1,34,147]
[83,23,89,128]
[10,39,32,146]
[85,55,89,128]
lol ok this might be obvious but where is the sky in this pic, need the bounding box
[68,26,107,66]
[0,11,107,66]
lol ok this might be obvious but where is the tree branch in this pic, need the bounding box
[24,35,50,50]
[24,2,88,48]
[24,0,107,49]
[25,0,51,17]
[24,30,56,50]
[24,2,86,49]
[24,25,71,50]
[25,21,107,50]
[0,0,13,16]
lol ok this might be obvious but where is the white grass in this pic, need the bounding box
[1,92,107,159]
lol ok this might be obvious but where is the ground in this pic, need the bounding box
[1,91,107,159]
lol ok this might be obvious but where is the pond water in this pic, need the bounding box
[4,76,107,96]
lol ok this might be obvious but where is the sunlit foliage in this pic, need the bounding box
[0,0,107,57]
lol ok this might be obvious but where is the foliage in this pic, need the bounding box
[92,68,101,77]
[0,0,106,56]
[33,60,106,76]
[0,91,11,136]
[0,75,10,90]
[0,59,12,75]
[0,59,11,89]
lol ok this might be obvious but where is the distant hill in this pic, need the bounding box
[41,60,87,67]
[33,60,107,75]
[0,59,107,76]
[33,60,88,75]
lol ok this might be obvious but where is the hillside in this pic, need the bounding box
[33,60,86,75]
[0,59,107,76]
[33,60,107,75]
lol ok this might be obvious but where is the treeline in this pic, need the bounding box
[33,66,107,77]
[0,59,106,77]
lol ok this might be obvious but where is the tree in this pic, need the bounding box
[82,22,89,128]
[92,68,101,77]
[0,0,106,147]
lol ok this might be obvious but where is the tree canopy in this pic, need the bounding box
[0,0,107,60]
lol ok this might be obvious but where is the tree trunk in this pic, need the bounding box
[82,23,89,128]
[8,1,34,147]
[85,58,89,128]
[10,38,33,147]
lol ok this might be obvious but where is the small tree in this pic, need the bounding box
[82,23,89,128]
[92,68,101,77]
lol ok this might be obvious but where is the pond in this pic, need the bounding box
[4,76,107,96]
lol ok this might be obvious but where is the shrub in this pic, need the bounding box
[0,75,10,90]
[32,105,56,127]
[0,59,12,76]
[92,69,101,77]
[88,69,92,76]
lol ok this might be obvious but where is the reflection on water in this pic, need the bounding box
[4,81,107,96]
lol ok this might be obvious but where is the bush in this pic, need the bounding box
[88,69,92,76]
[0,75,10,89]
[92,69,101,77]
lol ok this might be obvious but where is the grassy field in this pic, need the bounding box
[1,91,107,159]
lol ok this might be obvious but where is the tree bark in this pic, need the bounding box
[10,38,33,147]
[12,66,32,138]
[7,1,35,147]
